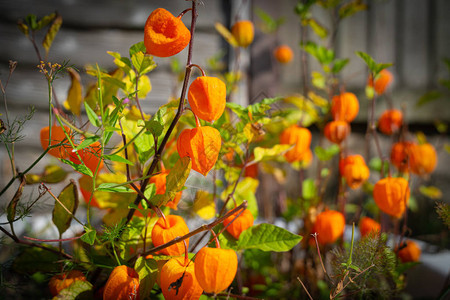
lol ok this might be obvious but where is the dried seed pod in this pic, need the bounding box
[151,215,190,256]
[324,120,351,144]
[103,265,139,300]
[48,270,86,296]
[312,210,345,245]
[160,257,203,300]
[378,109,403,135]
[194,247,238,294]
[177,125,221,176]
[331,92,359,122]
[144,8,191,57]
[188,76,226,122]
[231,20,254,48]
[223,208,254,239]
[373,177,410,218]
[40,125,72,159]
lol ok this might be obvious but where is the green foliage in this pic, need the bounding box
[135,257,158,299]
[355,51,393,77]
[255,7,286,33]
[52,181,79,235]
[436,201,450,229]
[237,223,302,251]
[52,280,93,300]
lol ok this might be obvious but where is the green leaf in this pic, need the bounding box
[355,51,377,72]
[81,227,97,245]
[42,14,62,55]
[302,178,316,200]
[103,154,133,165]
[311,71,326,89]
[41,164,68,183]
[60,159,94,177]
[304,18,328,39]
[25,14,38,30]
[237,223,302,252]
[75,136,100,150]
[151,157,191,207]
[144,183,156,200]
[332,58,349,74]
[416,90,442,107]
[107,51,132,74]
[217,225,239,250]
[143,119,164,137]
[13,247,60,274]
[7,176,25,223]
[97,183,134,193]
[52,180,79,235]
[135,257,158,299]
[314,144,340,161]
[339,0,367,19]
[36,13,57,30]
[129,41,147,57]
[84,102,101,127]
[304,42,334,65]
[53,280,93,300]
[131,51,156,75]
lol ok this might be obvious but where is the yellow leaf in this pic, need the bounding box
[416,131,427,145]
[52,180,79,235]
[253,144,291,163]
[94,173,135,209]
[419,185,442,199]
[307,91,328,108]
[64,68,83,116]
[193,191,216,220]
[215,22,238,47]
[123,74,152,99]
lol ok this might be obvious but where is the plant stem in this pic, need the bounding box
[125,0,199,225]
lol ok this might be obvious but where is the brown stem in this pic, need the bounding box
[188,63,206,76]
[178,8,192,19]
[125,0,199,225]
[297,277,314,300]
[312,232,334,285]
[136,201,247,261]
[23,235,82,243]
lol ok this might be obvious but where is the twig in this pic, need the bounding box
[297,277,314,300]
[311,232,334,285]
[23,235,82,243]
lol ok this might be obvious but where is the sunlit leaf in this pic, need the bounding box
[193,191,216,220]
[60,158,93,177]
[419,185,442,199]
[36,13,56,30]
[41,164,68,183]
[303,18,328,39]
[253,144,291,163]
[63,68,83,116]
[314,144,339,161]
[97,183,135,193]
[237,223,302,252]
[81,227,97,245]
[103,154,133,165]
[302,178,316,200]
[131,51,156,75]
[84,102,100,128]
[416,90,442,107]
[135,257,158,299]
[339,0,367,19]
[215,22,238,47]
[52,180,79,235]
[151,157,191,207]
[53,280,93,300]
[42,14,62,55]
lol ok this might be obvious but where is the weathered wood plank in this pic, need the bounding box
[0,0,225,30]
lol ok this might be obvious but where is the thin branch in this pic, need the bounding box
[297,277,314,300]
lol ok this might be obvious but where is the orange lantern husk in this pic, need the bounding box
[187,76,226,122]
[280,125,312,163]
[48,270,86,296]
[69,141,104,174]
[359,217,381,237]
[331,92,359,122]
[144,8,191,57]
[223,208,254,239]
[150,169,183,210]
[160,257,203,300]
[378,109,403,135]
[194,247,238,294]
[151,215,190,256]
[312,210,345,245]
[103,265,140,300]
[368,69,393,95]
[274,45,294,64]
[231,20,254,48]
[396,240,421,263]
[324,120,351,144]
[409,143,437,175]
[339,155,370,189]
[390,141,414,173]
[40,125,72,159]
[373,177,410,218]
[176,125,222,176]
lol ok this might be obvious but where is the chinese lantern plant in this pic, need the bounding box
[103,265,140,300]
[194,231,238,294]
[151,215,190,256]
